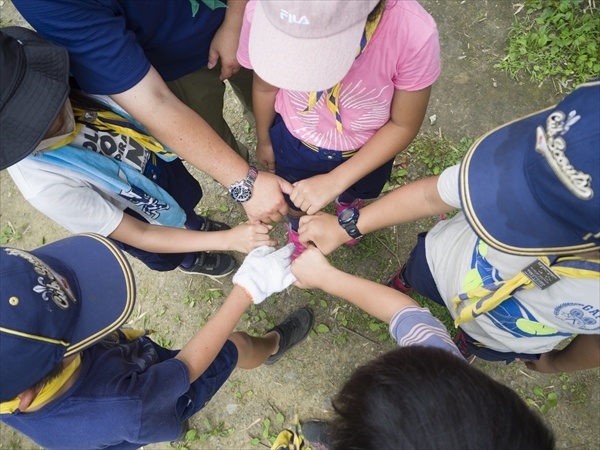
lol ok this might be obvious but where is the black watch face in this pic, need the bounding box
[339,208,354,222]
[230,184,251,202]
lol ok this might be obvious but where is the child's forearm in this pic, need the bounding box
[109,213,236,253]
[534,334,600,373]
[315,267,417,324]
[175,286,252,381]
[357,176,455,235]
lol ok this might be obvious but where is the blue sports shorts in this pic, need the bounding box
[151,339,238,421]
[269,114,394,211]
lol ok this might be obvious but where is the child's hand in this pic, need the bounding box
[290,173,341,215]
[256,140,276,173]
[228,222,278,253]
[291,245,335,289]
[233,244,296,303]
[298,212,349,255]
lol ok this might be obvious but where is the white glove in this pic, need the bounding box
[233,244,296,304]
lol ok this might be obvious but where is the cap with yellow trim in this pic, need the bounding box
[0,233,135,402]
[460,78,600,256]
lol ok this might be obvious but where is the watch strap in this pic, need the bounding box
[246,165,258,185]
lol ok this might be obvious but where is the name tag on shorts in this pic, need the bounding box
[522,259,560,290]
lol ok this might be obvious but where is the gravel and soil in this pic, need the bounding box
[1,1,598,449]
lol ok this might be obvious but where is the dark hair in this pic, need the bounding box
[67,77,110,112]
[33,362,65,391]
[330,347,554,450]
[367,0,386,22]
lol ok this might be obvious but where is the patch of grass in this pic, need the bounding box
[406,134,472,177]
[182,289,223,308]
[524,385,559,415]
[172,418,234,448]
[559,373,590,404]
[0,222,26,244]
[496,0,599,89]
[152,331,173,349]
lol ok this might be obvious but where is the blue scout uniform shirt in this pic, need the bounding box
[0,338,190,449]
[13,0,228,93]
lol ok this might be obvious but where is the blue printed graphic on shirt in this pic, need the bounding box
[462,239,571,339]
[554,303,600,331]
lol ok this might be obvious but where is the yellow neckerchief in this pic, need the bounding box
[46,108,176,158]
[0,354,81,414]
[299,6,384,133]
[452,256,600,326]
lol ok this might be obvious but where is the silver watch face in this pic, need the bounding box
[230,182,252,202]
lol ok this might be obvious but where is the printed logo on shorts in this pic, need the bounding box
[554,302,600,331]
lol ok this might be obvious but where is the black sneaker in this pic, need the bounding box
[264,307,314,365]
[178,252,235,277]
[302,420,331,450]
[199,216,231,232]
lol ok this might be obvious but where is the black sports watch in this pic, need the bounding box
[229,166,258,202]
[338,207,363,240]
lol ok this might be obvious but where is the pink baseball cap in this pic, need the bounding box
[249,0,380,92]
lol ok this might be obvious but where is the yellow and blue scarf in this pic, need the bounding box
[452,256,600,326]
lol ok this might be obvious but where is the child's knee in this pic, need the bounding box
[227,332,252,366]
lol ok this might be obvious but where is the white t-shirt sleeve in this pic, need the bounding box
[437,164,461,208]
[8,161,124,236]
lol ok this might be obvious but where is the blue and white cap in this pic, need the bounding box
[460,79,600,256]
[0,234,135,402]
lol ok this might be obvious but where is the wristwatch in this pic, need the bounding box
[230,166,258,202]
[338,207,363,240]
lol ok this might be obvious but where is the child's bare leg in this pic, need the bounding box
[228,331,280,369]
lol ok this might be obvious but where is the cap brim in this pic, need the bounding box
[249,2,364,92]
[460,107,598,256]
[32,234,136,355]
[0,27,70,170]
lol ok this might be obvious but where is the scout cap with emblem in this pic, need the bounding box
[249,0,380,92]
[0,26,70,170]
[460,79,600,256]
[0,233,135,402]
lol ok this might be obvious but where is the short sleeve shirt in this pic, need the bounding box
[425,165,600,354]
[237,0,440,151]
[13,0,228,93]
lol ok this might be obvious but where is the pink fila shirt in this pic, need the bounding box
[238,0,440,151]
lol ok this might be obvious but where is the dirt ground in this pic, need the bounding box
[1,1,598,449]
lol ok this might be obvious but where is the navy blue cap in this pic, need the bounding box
[0,234,135,402]
[460,79,600,256]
